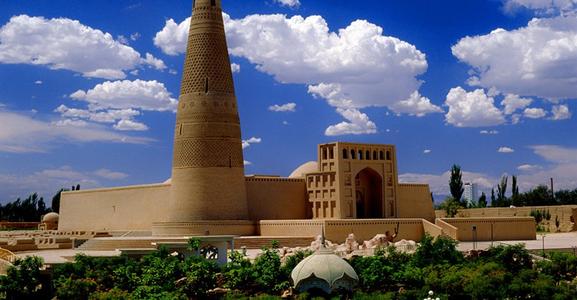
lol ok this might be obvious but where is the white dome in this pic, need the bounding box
[289,161,318,178]
[291,247,358,294]
[163,178,172,184]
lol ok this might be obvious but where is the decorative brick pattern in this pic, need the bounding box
[173,139,244,168]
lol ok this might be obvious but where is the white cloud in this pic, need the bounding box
[0,110,150,153]
[143,53,167,70]
[70,80,177,112]
[452,16,577,100]
[55,105,141,124]
[34,80,43,85]
[518,164,541,171]
[523,107,547,119]
[53,119,88,128]
[325,108,377,136]
[0,15,165,79]
[423,149,432,154]
[390,91,443,117]
[480,130,499,135]
[244,160,252,166]
[274,0,301,8]
[94,168,129,180]
[498,146,515,153]
[444,87,506,127]
[0,166,129,202]
[500,94,532,114]
[531,144,577,163]
[113,119,149,131]
[231,63,241,73]
[269,102,297,112]
[155,14,432,134]
[242,137,262,149]
[551,104,572,120]
[517,145,577,190]
[504,0,577,15]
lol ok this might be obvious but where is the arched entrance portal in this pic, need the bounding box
[355,168,383,218]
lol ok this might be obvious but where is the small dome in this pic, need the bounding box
[42,212,59,223]
[289,161,318,178]
[291,247,358,294]
[163,178,172,184]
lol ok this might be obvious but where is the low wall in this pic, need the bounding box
[422,219,444,238]
[259,219,426,243]
[246,177,308,220]
[435,219,458,240]
[439,217,536,241]
[59,183,170,232]
[435,205,577,232]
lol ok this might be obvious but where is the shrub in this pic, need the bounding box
[0,256,49,300]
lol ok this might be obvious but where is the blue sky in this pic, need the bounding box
[1,0,577,204]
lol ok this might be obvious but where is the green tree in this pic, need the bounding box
[51,188,67,213]
[440,197,461,217]
[477,192,487,208]
[491,188,496,206]
[496,175,509,207]
[511,175,520,206]
[449,165,464,204]
[0,256,49,300]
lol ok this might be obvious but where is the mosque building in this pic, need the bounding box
[58,0,536,243]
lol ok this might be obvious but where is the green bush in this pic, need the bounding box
[0,256,49,300]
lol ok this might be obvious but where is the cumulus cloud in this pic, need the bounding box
[274,0,301,8]
[501,94,532,114]
[325,108,377,136]
[231,63,241,73]
[155,14,433,135]
[70,80,177,112]
[423,149,432,154]
[242,137,262,149]
[0,110,151,153]
[498,146,515,153]
[551,104,572,120]
[269,102,297,112]
[57,80,177,131]
[390,91,443,117]
[444,87,506,127]
[34,80,43,85]
[0,15,166,79]
[452,16,577,100]
[523,107,547,119]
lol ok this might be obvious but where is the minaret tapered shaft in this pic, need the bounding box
[168,0,248,221]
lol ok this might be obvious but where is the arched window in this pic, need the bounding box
[343,149,348,159]
[351,150,356,159]
[358,150,363,160]
[205,78,209,93]
[386,151,391,160]
[365,150,370,160]
[379,151,384,160]
[373,151,377,160]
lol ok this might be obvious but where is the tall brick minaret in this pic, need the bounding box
[167,0,248,223]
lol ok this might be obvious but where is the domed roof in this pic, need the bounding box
[291,247,358,294]
[288,161,318,178]
[163,178,172,184]
[42,212,59,223]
